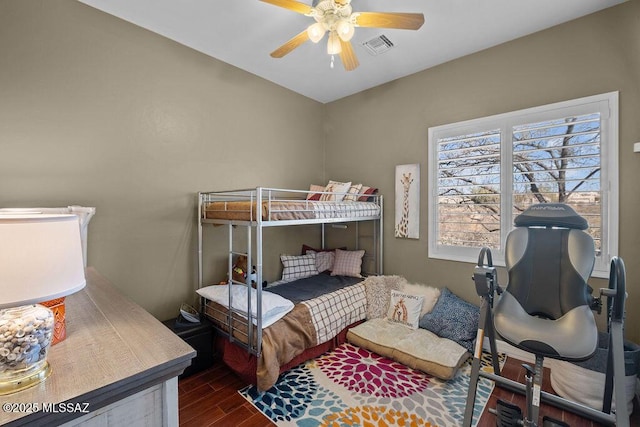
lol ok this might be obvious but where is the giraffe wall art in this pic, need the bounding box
[395,164,420,239]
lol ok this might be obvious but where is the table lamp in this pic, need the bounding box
[0,214,86,395]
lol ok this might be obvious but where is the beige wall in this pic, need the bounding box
[0,0,325,320]
[325,0,640,342]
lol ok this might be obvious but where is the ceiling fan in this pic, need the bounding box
[261,0,425,71]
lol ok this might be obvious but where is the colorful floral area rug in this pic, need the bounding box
[240,343,504,427]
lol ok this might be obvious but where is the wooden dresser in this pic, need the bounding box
[0,267,195,427]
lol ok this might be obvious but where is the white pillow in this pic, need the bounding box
[401,283,441,317]
[319,180,352,201]
[387,290,424,330]
[280,253,319,281]
[196,285,294,328]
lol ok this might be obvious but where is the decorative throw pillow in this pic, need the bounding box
[300,244,347,255]
[280,254,319,281]
[357,186,378,202]
[401,283,441,317]
[362,275,408,320]
[300,244,347,272]
[343,183,363,202]
[305,250,335,273]
[319,180,352,202]
[330,248,365,278]
[419,288,480,352]
[386,290,424,330]
[306,184,325,201]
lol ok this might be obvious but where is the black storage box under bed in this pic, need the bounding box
[162,315,214,379]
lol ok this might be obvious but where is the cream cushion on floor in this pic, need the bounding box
[347,318,469,380]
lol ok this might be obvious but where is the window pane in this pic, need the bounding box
[512,113,602,253]
[437,130,501,249]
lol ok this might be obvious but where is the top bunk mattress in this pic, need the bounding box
[204,200,380,222]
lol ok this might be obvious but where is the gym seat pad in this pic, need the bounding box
[347,318,469,380]
[494,291,598,360]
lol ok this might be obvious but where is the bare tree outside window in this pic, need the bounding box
[512,113,602,253]
[437,129,501,248]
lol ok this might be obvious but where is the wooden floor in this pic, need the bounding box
[178,357,639,427]
[178,361,273,427]
[475,358,640,427]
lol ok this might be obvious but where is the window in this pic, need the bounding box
[428,92,618,277]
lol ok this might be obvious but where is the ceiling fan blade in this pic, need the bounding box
[354,12,425,30]
[270,30,310,58]
[260,0,313,15]
[339,40,359,71]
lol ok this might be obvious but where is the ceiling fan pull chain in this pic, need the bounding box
[330,54,335,69]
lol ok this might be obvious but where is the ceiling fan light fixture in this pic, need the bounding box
[327,31,342,54]
[307,22,326,43]
[336,20,354,41]
[262,0,424,71]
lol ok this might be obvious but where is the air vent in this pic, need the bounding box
[362,35,394,56]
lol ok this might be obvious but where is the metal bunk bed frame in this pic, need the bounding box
[197,187,384,357]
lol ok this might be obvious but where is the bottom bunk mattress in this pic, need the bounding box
[201,274,367,391]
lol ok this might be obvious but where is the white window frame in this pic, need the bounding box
[428,92,618,278]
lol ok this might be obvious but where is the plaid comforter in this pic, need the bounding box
[302,282,367,345]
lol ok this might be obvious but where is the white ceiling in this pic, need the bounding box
[78,0,625,104]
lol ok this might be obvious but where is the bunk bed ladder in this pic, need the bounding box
[379,195,384,275]
[197,192,204,290]
[255,188,263,357]
[226,223,235,346]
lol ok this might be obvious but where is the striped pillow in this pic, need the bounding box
[280,254,319,281]
[343,183,363,202]
[306,184,325,200]
[330,248,365,278]
[319,180,352,202]
[357,186,378,202]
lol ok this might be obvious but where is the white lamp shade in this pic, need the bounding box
[336,20,354,42]
[327,31,342,54]
[307,22,326,43]
[0,214,86,308]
